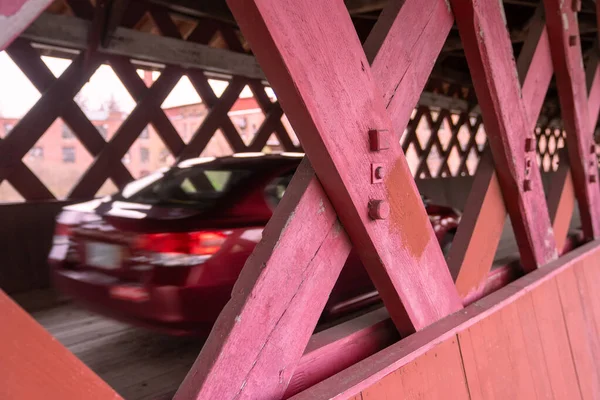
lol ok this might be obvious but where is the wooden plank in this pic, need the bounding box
[22,13,266,80]
[293,240,600,399]
[0,291,121,400]
[450,11,553,296]
[23,12,486,115]
[451,0,557,271]
[358,336,470,399]
[0,0,53,51]
[529,279,582,399]
[555,267,600,400]
[543,0,600,240]
[459,300,539,400]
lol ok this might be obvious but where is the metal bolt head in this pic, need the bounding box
[369,200,389,220]
[375,166,384,179]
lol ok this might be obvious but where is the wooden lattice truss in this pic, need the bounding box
[2,0,593,204]
[3,0,600,398]
[0,0,300,201]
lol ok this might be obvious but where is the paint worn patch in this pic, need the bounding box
[444,0,452,14]
[385,158,430,258]
[562,13,569,30]
[317,198,325,214]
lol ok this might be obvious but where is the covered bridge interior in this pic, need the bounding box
[2,0,600,398]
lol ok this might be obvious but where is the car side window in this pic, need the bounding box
[265,169,295,209]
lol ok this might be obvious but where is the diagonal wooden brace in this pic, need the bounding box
[451,0,558,271]
[176,0,462,399]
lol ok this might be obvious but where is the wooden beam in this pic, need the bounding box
[23,12,481,113]
[101,0,132,47]
[0,0,53,51]
[143,0,236,25]
[548,151,576,253]
[544,0,600,240]
[345,0,387,14]
[449,6,553,298]
[175,0,462,398]
[451,0,558,271]
[21,13,265,79]
[0,290,121,399]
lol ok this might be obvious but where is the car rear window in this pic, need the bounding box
[121,166,251,207]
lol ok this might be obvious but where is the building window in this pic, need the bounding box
[159,148,170,164]
[62,124,74,139]
[96,124,108,140]
[122,152,131,164]
[140,147,149,163]
[29,146,44,160]
[140,127,149,139]
[62,147,75,163]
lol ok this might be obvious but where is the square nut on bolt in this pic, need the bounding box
[369,129,390,151]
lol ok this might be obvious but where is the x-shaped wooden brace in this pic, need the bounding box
[7,39,134,189]
[69,66,181,198]
[450,3,600,300]
[0,48,102,195]
[415,109,451,179]
[219,27,299,152]
[176,0,464,399]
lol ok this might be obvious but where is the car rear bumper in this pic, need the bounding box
[51,261,230,336]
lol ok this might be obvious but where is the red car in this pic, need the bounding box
[49,153,460,336]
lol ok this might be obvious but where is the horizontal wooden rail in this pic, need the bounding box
[293,239,600,399]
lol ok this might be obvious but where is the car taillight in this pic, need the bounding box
[135,231,227,266]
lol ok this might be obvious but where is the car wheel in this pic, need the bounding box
[442,232,455,257]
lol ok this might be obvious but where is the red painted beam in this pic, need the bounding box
[0,290,120,399]
[449,10,554,297]
[543,0,600,240]
[451,0,557,271]
[176,0,462,398]
[0,0,54,51]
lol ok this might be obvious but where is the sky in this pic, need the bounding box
[0,51,258,119]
